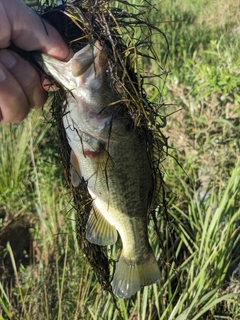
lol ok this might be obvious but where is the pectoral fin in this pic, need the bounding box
[70,150,81,187]
[83,145,114,172]
[97,148,115,172]
[86,204,118,245]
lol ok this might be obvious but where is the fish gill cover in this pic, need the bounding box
[33,0,169,297]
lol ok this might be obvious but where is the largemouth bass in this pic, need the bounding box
[36,41,160,298]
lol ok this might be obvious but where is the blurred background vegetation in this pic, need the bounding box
[0,0,240,319]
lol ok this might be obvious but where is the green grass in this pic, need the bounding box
[1,0,240,319]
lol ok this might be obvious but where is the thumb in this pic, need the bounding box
[1,0,72,61]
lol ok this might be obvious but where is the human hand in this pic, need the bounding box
[0,0,72,123]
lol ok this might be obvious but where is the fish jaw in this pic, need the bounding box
[35,42,99,91]
[36,53,76,90]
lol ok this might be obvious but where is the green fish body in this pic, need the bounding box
[37,41,160,298]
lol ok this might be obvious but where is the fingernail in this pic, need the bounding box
[0,67,6,82]
[0,51,17,69]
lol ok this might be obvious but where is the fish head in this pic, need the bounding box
[36,41,124,142]
[66,41,121,139]
[35,40,106,90]
[38,40,117,111]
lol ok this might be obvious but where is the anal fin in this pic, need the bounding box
[86,203,117,246]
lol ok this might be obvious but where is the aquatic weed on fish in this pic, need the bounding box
[33,0,169,295]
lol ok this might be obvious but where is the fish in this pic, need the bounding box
[36,41,161,298]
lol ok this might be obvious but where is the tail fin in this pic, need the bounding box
[112,251,160,298]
